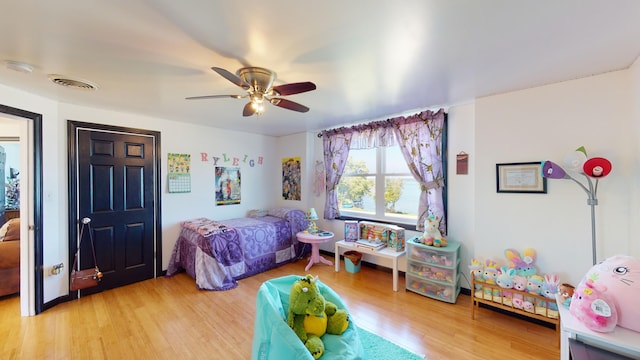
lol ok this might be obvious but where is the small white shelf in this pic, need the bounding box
[334,240,405,291]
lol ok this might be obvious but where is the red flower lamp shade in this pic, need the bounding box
[583,157,612,178]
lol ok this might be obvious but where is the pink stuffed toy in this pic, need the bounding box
[570,275,618,332]
[572,255,640,332]
[511,275,527,310]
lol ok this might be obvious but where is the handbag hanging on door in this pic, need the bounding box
[70,217,103,291]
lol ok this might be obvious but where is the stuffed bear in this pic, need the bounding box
[558,283,575,308]
[287,275,349,359]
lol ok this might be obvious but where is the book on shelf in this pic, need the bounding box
[355,239,386,250]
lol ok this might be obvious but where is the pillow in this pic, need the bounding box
[247,209,267,218]
[0,218,20,241]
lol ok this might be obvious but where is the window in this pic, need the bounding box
[337,145,421,225]
[322,108,446,232]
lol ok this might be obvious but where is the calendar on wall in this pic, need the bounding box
[168,173,191,193]
[168,153,191,193]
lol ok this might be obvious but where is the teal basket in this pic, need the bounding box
[344,251,362,273]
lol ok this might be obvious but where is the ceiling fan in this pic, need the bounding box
[186,67,316,116]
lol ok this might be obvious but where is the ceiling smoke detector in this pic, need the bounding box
[3,60,33,74]
[47,74,99,91]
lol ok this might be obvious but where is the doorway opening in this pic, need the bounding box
[0,104,44,316]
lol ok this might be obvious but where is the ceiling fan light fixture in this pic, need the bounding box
[251,102,264,114]
[195,66,316,116]
[238,67,276,94]
[250,94,265,114]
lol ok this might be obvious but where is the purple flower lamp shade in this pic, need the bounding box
[541,160,568,179]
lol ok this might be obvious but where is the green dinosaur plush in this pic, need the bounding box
[287,275,349,359]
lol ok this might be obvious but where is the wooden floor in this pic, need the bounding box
[0,256,559,359]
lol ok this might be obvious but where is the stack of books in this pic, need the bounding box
[355,238,386,250]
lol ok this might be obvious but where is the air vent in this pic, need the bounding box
[47,74,98,91]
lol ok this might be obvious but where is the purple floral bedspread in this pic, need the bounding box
[166,208,307,290]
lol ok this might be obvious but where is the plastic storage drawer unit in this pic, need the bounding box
[406,236,461,303]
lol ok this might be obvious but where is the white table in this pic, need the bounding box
[296,231,334,271]
[556,295,640,359]
[334,240,405,291]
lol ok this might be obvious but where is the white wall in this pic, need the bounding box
[474,69,634,286]
[444,102,476,289]
[629,57,640,257]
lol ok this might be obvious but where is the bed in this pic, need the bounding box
[166,208,308,290]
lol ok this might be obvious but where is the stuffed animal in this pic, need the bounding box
[570,255,640,333]
[512,275,527,309]
[505,248,537,277]
[496,267,515,305]
[482,260,499,285]
[287,275,349,359]
[570,275,618,333]
[421,215,447,247]
[482,260,500,301]
[469,258,484,298]
[558,283,575,308]
[541,274,560,313]
[538,274,560,319]
[524,274,544,313]
[526,274,544,295]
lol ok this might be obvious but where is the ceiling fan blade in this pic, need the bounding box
[271,82,316,96]
[242,102,258,117]
[185,94,243,100]
[211,67,251,90]
[270,98,310,113]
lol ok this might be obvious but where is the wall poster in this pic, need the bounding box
[282,157,301,200]
[215,166,241,205]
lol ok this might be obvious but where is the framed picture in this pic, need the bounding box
[344,220,359,242]
[496,162,547,193]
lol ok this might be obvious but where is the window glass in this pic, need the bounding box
[338,146,419,225]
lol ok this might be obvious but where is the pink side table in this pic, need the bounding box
[296,231,334,271]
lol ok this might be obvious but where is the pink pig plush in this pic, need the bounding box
[570,255,640,333]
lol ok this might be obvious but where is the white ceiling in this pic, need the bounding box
[1,1,639,136]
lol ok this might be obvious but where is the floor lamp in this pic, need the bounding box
[541,147,612,266]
